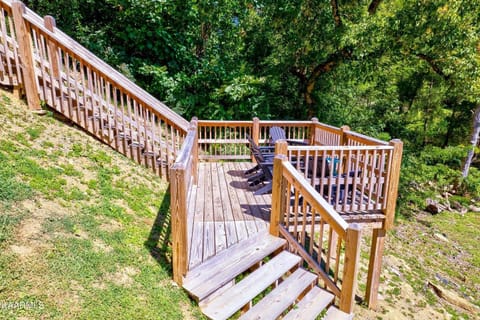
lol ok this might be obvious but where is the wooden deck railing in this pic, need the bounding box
[0,0,189,178]
[170,118,198,285]
[270,154,362,314]
[197,118,313,160]
[286,145,395,214]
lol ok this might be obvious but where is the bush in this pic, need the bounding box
[397,146,480,218]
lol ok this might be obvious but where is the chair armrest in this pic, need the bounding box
[286,139,309,146]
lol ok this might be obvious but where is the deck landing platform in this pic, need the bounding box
[187,162,271,269]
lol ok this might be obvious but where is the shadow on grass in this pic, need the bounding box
[145,187,173,275]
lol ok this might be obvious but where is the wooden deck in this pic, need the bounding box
[187,162,272,269]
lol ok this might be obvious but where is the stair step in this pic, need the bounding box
[239,268,317,320]
[183,232,286,302]
[323,306,354,320]
[201,250,301,320]
[283,286,335,320]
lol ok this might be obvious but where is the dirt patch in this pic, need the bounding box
[99,219,123,232]
[73,229,89,240]
[9,244,35,257]
[105,266,140,287]
[180,301,197,320]
[91,281,108,290]
[92,239,113,253]
[9,199,67,257]
[17,218,42,239]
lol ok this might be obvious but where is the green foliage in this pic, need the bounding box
[26,125,45,140]
[0,214,23,243]
[24,0,480,146]
[419,145,469,168]
[0,159,33,203]
[399,146,480,217]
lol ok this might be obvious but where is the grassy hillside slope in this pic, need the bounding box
[0,89,479,320]
[0,90,202,319]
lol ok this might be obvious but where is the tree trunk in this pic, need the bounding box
[462,105,480,177]
[443,101,458,148]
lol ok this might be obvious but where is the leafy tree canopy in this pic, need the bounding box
[25,0,480,151]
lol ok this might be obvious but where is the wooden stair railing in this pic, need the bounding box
[270,152,362,315]
[0,0,189,178]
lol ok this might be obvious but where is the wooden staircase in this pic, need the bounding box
[0,0,189,180]
[183,232,353,320]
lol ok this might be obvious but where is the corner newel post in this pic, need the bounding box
[43,15,60,79]
[269,154,287,237]
[310,117,319,145]
[252,117,260,145]
[12,1,41,110]
[340,125,350,146]
[274,139,288,157]
[339,223,362,314]
[170,163,187,285]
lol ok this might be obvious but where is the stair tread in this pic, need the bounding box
[323,306,354,320]
[239,268,317,320]
[201,250,301,320]
[183,232,286,301]
[283,286,335,320]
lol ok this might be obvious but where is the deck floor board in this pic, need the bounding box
[188,162,271,268]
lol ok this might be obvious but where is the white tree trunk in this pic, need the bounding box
[462,105,480,177]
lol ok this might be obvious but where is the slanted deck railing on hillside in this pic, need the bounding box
[0,0,189,178]
[270,154,362,314]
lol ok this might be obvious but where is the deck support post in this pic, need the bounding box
[339,223,362,314]
[43,16,60,79]
[384,139,403,229]
[365,228,386,309]
[270,155,287,237]
[170,165,188,285]
[12,1,41,110]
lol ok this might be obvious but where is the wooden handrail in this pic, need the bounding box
[16,0,188,130]
[344,130,390,146]
[270,154,361,314]
[0,0,189,179]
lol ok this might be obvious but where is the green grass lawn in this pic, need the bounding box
[0,91,203,319]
